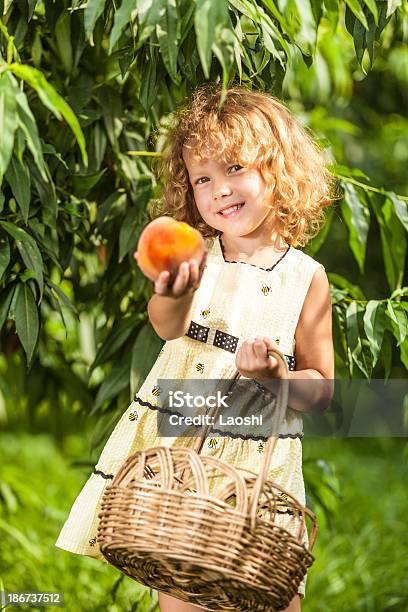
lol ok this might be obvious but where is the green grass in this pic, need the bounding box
[0,432,407,611]
[0,432,158,612]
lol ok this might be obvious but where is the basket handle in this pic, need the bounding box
[247,349,289,530]
[190,348,290,530]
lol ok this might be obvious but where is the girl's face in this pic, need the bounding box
[183,147,274,237]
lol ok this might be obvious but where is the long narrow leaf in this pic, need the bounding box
[84,0,106,41]
[14,282,40,368]
[8,64,88,165]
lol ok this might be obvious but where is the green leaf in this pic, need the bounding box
[97,85,123,147]
[139,56,158,114]
[119,205,145,263]
[323,0,339,30]
[305,206,334,256]
[4,156,31,223]
[0,236,10,281]
[0,73,18,185]
[15,91,47,181]
[353,17,366,69]
[380,332,392,380]
[363,301,385,367]
[90,314,144,372]
[194,0,230,78]
[327,273,366,300]
[212,28,235,93]
[293,0,317,56]
[0,517,42,560]
[0,284,15,332]
[8,64,88,166]
[14,282,40,368]
[93,354,131,412]
[55,10,73,74]
[0,221,43,298]
[84,0,106,41]
[386,301,407,347]
[388,192,408,232]
[386,0,402,18]
[341,182,370,273]
[157,0,179,83]
[371,196,407,291]
[130,324,164,396]
[109,0,137,53]
[345,0,369,29]
[47,279,79,318]
[71,168,107,195]
[363,0,378,25]
[346,301,372,378]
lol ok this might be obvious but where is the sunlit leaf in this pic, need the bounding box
[345,0,369,29]
[9,64,88,166]
[109,0,137,53]
[15,91,47,180]
[84,0,106,41]
[0,73,18,184]
[341,182,370,273]
[195,0,230,78]
[386,301,407,347]
[363,301,385,366]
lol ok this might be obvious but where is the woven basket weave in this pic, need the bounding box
[97,349,317,611]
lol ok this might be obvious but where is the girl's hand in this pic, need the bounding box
[143,250,208,299]
[235,336,287,380]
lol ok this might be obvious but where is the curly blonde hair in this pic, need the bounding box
[150,84,334,247]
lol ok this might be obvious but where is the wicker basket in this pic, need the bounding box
[97,349,317,611]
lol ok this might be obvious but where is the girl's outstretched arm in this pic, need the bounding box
[147,253,207,340]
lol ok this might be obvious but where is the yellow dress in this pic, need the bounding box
[55,234,324,599]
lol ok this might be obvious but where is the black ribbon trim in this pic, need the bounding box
[218,235,291,272]
[93,468,113,479]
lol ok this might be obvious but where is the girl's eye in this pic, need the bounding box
[228,164,243,173]
[195,177,209,185]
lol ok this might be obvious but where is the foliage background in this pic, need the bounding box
[0,0,407,610]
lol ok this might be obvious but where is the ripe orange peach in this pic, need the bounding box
[135,216,205,282]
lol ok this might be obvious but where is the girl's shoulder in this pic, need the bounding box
[288,246,325,272]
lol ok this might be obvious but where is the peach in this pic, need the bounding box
[135,216,205,283]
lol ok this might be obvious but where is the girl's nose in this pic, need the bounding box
[213,185,232,200]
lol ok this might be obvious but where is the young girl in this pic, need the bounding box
[56,85,334,612]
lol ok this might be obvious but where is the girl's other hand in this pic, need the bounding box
[154,250,208,299]
[235,336,287,380]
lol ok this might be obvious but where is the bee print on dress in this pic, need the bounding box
[200,309,211,318]
[261,285,271,296]
[128,410,138,422]
[151,385,161,397]
[89,537,97,547]
[277,492,290,513]
[208,437,218,449]
[257,441,265,454]
[196,362,205,374]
